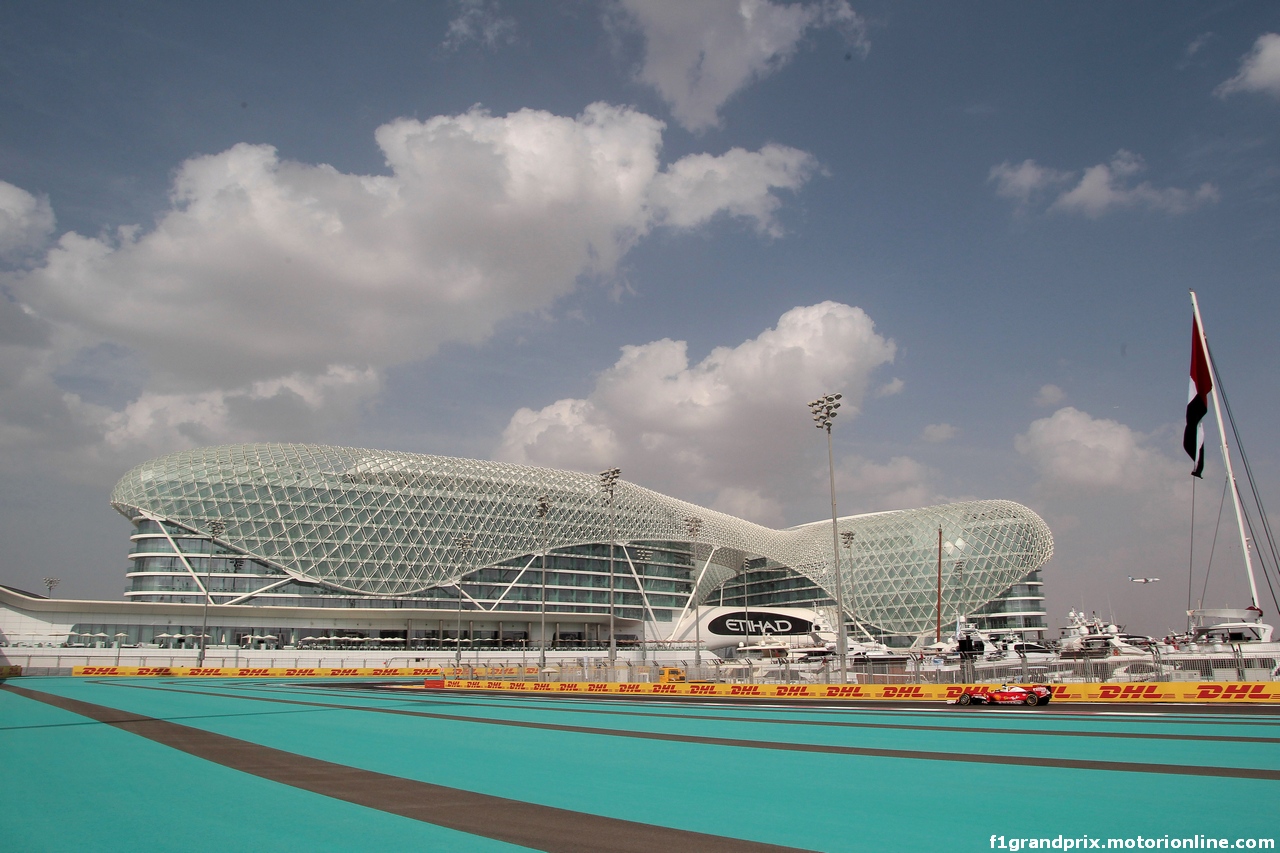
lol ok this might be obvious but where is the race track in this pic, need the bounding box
[3,677,1277,852]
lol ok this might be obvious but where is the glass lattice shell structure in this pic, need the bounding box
[110,443,1053,635]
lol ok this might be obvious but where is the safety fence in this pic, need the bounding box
[0,652,550,677]
[62,665,530,678]
[3,651,1277,684]
[921,653,1279,685]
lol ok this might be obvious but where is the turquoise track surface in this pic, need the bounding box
[2,677,1278,852]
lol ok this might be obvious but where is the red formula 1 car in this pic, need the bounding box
[949,684,1052,706]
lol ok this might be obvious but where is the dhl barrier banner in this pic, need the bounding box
[1047,682,1280,702]
[425,680,1280,703]
[63,665,1280,702]
[0,665,22,677]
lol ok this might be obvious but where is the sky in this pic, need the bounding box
[2,1,1279,636]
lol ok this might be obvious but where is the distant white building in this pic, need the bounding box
[1,443,1052,650]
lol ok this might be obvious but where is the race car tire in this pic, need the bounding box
[1024,693,1039,706]
[957,693,971,706]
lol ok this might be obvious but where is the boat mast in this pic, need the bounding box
[1189,290,1260,608]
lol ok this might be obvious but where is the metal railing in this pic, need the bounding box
[2,648,1275,683]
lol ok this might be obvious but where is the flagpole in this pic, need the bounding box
[1187,475,1196,633]
[1189,290,1260,608]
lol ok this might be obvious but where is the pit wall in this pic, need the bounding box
[55,667,1280,702]
[426,679,1280,703]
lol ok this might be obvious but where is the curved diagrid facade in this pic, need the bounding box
[111,443,1053,636]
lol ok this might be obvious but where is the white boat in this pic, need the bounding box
[995,640,1058,663]
[1179,608,1277,649]
[1104,661,1180,682]
[1056,609,1163,660]
[729,639,796,661]
[728,635,905,665]
[914,616,1050,665]
[1163,608,1280,680]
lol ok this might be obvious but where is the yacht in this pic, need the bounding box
[1163,608,1280,680]
[1057,609,1160,660]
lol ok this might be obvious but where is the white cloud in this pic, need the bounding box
[1034,384,1065,407]
[1,102,818,462]
[711,486,786,527]
[648,143,816,236]
[921,423,956,443]
[17,104,815,390]
[1051,151,1219,218]
[988,159,1072,209]
[1015,406,1182,492]
[620,0,868,132]
[875,377,904,397]
[1185,32,1213,60]
[0,351,381,489]
[443,0,516,50]
[0,181,55,259]
[1216,33,1280,99]
[100,366,380,453]
[496,398,621,472]
[836,453,939,513]
[496,301,897,522]
[991,152,1218,218]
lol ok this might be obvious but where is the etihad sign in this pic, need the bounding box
[707,611,812,637]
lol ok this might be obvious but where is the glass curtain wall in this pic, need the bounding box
[125,518,697,620]
[712,563,1046,645]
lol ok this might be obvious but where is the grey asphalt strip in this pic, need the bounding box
[2,683,815,853]
[83,679,1280,780]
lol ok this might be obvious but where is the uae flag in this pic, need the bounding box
[1184,317,1212,478]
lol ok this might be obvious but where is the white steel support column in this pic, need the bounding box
[486,553,539,611]
[667,544,719,643]
[621,547,660,648]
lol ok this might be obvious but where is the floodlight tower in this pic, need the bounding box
[197,519,224,667]
[633,546,653,665]
[809,393,849,683]
[684,515,704,671]
[599,467,621,675]
[840,529,859,661]
[535,494,550,669]
[453,534,472,667]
